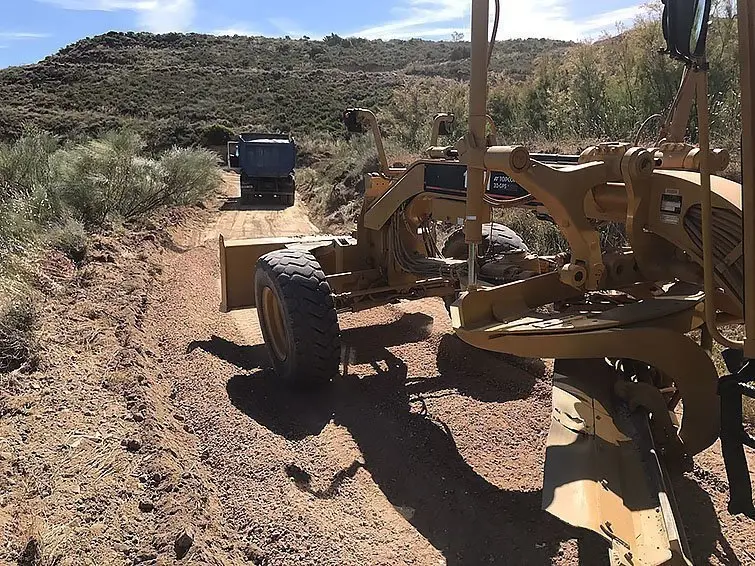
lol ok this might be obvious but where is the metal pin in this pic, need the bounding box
[467,242,478,288]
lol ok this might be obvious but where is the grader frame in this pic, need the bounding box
[219,0,755,563]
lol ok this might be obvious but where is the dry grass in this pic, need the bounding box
[494,208,567,255]
[744,399,755,425]
[0,297,38,375]
[18,522,73,566]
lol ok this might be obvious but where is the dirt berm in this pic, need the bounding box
[2,173,754,565]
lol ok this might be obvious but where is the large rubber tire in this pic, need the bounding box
[255,250,341,386]
[441,223,529,314]
[442,222,529,260]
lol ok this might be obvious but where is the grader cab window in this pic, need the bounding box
[662,0,712,62]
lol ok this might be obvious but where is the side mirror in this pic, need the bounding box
[662,0,712,62]
[343,109,367,134]
[436,113,456,137]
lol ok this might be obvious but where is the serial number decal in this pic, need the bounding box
[660,192,683,215]
[661,213,681,225]
[423,164,531,200]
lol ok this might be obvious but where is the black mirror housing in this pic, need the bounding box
[343,109,367,134]
[662,0,712,63]
[438,117,455,137]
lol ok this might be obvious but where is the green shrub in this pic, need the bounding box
[56,131,220,226]
[296,134,410,230]
[55,131,156,226]
[495,209,567,255]
[201,123,235,147]
[379,78,468,150]
[0,187,36,264]
[159,146,223,207]
[0,130,64,225]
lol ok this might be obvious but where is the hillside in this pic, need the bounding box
[0,32,571,149]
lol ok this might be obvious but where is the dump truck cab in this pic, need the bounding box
[227,140,240,170]
[236,133,297,207]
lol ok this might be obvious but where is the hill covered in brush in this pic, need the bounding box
[0,32,571,149]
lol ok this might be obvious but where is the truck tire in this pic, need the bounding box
[441,223,528,314]
[442,222,529,260]
[255,250,341,386]
[282,176,296,207]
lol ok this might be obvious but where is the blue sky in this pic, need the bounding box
[0,0,644,68]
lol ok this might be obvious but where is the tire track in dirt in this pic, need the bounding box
[146,173,755,565]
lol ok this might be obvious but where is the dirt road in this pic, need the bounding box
[148,173,755,565]
[199,173,318,244]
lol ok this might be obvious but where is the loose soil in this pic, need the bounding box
[2,172,755,565]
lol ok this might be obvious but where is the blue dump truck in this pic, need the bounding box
[228,133,297,207]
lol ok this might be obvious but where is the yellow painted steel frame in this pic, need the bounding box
[738,0,755,358]
[363,160,492,231]
[452,0,753,561]
[219,235,342,312]
[452,284,717,456]
[219,169,471,312]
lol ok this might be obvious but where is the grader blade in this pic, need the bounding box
[543,359,691,566]
[219,234,342,312]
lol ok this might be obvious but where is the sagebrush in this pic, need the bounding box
[0,130,221,235]
[0,130,222,368]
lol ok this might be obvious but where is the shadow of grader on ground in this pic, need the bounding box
[197,312,739,565]
[218,196,289,212]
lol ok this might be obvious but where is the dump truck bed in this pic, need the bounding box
[237,134,296,179]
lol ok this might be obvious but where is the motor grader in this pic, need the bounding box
[219,0,755,563]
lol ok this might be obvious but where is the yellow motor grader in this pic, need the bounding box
[219,0,755,563]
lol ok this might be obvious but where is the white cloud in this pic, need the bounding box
[0,32,50,39]
[212,26,262,37]
[354,0,468,40]
[352,0,643,41]
[38,0,196,33]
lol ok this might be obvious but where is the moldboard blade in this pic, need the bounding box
[542,359,691,566]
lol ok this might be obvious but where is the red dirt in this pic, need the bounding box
[151,174,755,564]
[3,173,755,565]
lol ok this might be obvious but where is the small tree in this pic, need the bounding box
[379,78,469,150]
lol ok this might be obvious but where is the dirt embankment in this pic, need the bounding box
[0,207,243,565]
[3,172,755,565]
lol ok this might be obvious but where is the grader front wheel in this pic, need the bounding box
[255,249,341,386]
[442,222,529,261]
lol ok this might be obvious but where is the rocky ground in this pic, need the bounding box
[2,173,754,565]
